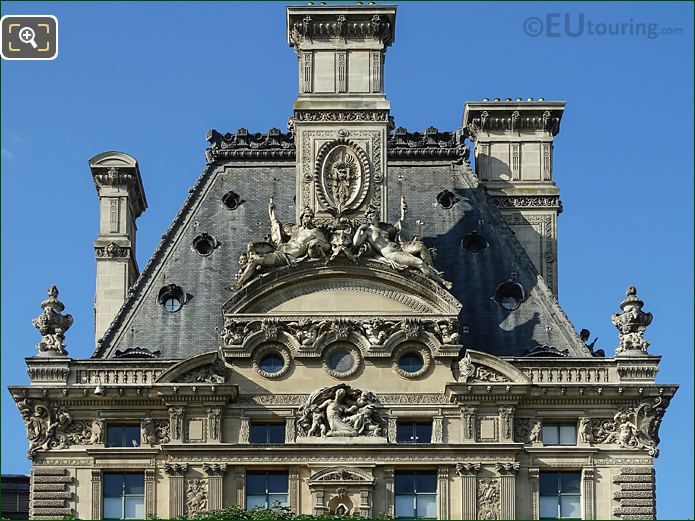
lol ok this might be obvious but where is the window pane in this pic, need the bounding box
[104,474,123,497]
[246,473,267,495]
[415,423,432,443]
[268,494,288,507]
[125,497,144,519]
[560,473,581,494]
[416,494,437,519]
[246,495,267,510]
[559,425,577,445]
[540,472,559,495]
[104,497,123,519]
[125,426,141,447]
[268,424,285,443]
[124,474,144,495]
[415,472,437,494]
[397,424,415,443]
[106,426,125,448]
[560,496,581,519]
[395,473,415,494]
[543,425,559,445]
[267,472,288,493]
[540,496,559,519]
[395,494,415,518]
[250,424,268,444]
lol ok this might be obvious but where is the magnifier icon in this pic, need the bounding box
[18,26,38,49]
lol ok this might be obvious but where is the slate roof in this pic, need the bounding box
[93,126,589,359]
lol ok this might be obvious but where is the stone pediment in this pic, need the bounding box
[224,258,462,315]
[309,467,374,484]
[456,349,532,384]
[155,351,229,384]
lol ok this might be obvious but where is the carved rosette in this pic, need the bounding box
[32,286,73,357]
[612,286,653,356]
[314,139,371,216]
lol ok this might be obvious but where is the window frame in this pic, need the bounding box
[249,422,286,444]
[245,470,289,511]
[539,471,582,520]
[105,423,141,448]
[103,472,145,520]
[542,423,578,446]
[396,421,433,444]
[394,470,438,519]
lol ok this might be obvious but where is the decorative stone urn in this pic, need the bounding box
[612,286,653,357]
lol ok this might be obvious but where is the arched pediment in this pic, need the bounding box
[155,351,229,384]
[459,349,532,384]
[308,467,374,485]
[223,258,461,315]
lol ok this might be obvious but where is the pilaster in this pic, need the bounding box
[145,469,156,518]
[529,467,540,520]
[496,462,519,520]
[163,463,188,518]
[203,464,228,511]
[437,466,449,520]
[91,469,102,520]
[582,467,595,520]
[456,463,480,520]
[235,466,246,508]
[383,466,394,517]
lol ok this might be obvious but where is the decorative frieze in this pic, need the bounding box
[491,195,562,210]
[95,241,130,258]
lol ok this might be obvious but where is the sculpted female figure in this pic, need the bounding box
[318,388,358,437]
[352,205,453,289]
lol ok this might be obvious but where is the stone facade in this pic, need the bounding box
[8,4,677,521]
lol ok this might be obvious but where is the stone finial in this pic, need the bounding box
[31,285,73,357]
[611,286,653,357]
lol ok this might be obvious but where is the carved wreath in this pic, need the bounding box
[314,139,371,216]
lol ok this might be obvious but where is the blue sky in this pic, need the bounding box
[1,1,693,518]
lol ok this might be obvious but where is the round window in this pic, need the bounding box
[462,232,487,254]
[398,353,424,373]
[222,191,241,210]
[163,297,182,313]
[191,233,218,257]
[494,281,525,311]
[259,354,284,374]
[329,350,355,373]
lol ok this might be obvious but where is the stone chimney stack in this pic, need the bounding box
[463,100,565,295]
[89,151,147,344]
[287,4,396,223]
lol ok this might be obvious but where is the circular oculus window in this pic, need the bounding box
[323,343,362,379]
[392,343,433,379]
[253,344,292,379]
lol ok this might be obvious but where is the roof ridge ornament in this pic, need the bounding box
[32,286,73,357]
[612,286,653,357]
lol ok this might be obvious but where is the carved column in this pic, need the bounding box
[496,462,519,520]
[164,463,188,518]
[203,464,228,511]
[461,407,477,443]
[206,407,222,442]
[289,467,300,513]
[529,467,540,520]
[456,463,480,519]
[168,406,185,442]
[498,407,514,443]
[432,415,444,443]
[239,416,250,444]
[91,469,103,520]
[285,416,296,444]
[582,467,595,520]
[387,416,398,443]
[235,466,246,508]
[438,466,449,520]
[145,469,156,518]
[383,466,395,517]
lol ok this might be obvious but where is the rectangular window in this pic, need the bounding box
[394,471,437,519]
[542,424,577,446]
[103,473,144,520]
[539,471,581,520]
[396,422,432,444]
[249,423,285,444]
[246,471,288,510]
[106,424,141,448]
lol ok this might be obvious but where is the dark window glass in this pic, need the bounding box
[106,425,141,448]
[259,354,284,373]
[398,353,424,373]
[329,350,355,372]
[539,472,581,520]
[250,423,286,444]
[103,473,144,520]
[163,297,182,313]
[395,471,437,519]
[542,424,577,446]
[246,471,288,510]
[397,422,432,444]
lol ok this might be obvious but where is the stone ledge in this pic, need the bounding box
[296,436,388,445]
